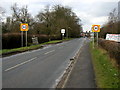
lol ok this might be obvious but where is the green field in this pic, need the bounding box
[90,42,119,88]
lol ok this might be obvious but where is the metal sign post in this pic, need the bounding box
[61,29,65,40]
[97,32,98,47]
[20,23,29,47]
[26,31,27,47]
[93,32,94,49]
[92,25,100,48]
[21,31,23,47]
[62,33,64,40]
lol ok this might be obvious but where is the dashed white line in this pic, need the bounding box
[5,57,37,72]
[44,50,55,55]
[59,47,63,49]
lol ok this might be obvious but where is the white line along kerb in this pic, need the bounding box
[5,57,37,72]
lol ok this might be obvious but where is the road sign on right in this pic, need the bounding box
[92,25,100,32]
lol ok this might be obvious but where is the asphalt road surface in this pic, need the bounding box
[2,38,86,88]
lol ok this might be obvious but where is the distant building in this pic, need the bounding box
[118,1,120,21]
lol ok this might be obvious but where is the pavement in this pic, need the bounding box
[2,38,86,88]
[64,40,96,88]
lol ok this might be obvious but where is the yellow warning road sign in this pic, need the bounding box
[92,25,100,32]
[20,23,28,31]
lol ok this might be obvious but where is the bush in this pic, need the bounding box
[2,33,21,49]
[2,33,50,49]
[98,38,120,68]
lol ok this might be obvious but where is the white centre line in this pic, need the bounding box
[44,50,55,55]
[59,47,63,49]
[5,57,37,72]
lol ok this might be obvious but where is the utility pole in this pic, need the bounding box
[67,27,70,38]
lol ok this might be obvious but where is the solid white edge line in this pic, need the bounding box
[4,57,37,72]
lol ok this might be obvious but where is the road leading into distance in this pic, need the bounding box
[2,38,86,88]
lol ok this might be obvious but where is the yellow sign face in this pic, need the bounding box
[20,23,28,31]
[92,25,100,32]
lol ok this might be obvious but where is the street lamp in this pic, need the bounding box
[67,27,70,38]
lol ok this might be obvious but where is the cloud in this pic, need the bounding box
[0,0,119,32]
[90,16,108,24]
[62,0,118,31]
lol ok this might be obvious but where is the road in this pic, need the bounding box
[2,38,86,88]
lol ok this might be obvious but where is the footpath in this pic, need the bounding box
[64,41,96,88]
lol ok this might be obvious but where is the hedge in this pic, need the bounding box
[98,38,120,68]
[2,33,50,49]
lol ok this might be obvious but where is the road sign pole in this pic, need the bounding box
[21,31,23,47]
[92,25,100,48]
[62,33,64,40]
[61,29,65,40]
[62,34,63,40]
[26,31,27,47]
[20,23,28,47]
[97,32,98,47]
[93,32,94,49]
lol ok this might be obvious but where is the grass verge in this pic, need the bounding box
[90,42,119,88]
[1,38,72,56]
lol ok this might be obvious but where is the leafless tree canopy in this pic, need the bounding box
[2,4,82,39]
[99,8,120,38]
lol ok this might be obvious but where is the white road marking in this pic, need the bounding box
[44,50,55,55]
[59,47,63,49]
[5,57,37,72]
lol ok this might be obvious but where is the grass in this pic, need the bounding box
[90,42,119,88]
[1,38,73,55]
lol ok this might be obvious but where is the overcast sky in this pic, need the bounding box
[0,0,119,32]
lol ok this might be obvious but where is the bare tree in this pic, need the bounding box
[11,3,28,23]
[100,8,119,38]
